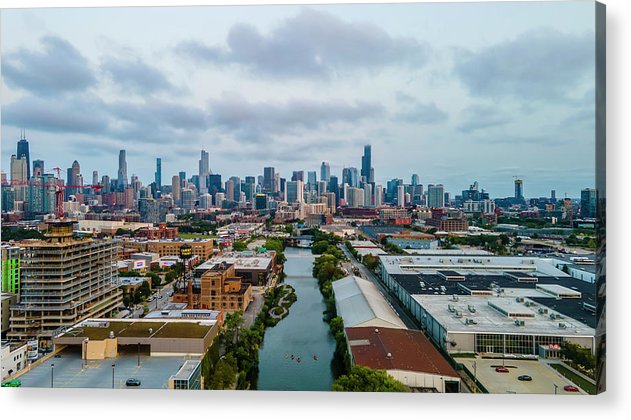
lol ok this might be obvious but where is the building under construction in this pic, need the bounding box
[8,221,122,347]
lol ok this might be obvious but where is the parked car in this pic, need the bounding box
[1,380,21,387]
[563,385,579,392]
[517,375,532,381]
[126,378,141,387]
[495,367,509,373]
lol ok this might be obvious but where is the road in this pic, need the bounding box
[338,244,420,329]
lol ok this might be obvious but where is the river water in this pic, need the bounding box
[257,247,336,391]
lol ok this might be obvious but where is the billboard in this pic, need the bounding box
[27,339,38,360]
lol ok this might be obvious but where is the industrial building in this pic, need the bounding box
[332,276,406,329]
[378,255,597,356]
[8,221,122,347]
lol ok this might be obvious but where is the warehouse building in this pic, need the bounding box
[378,255,596,356]
[332,275,406,329]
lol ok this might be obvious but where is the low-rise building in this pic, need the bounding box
[53,318,221,358]
[1,340,29,380]
[345,327,461,392]
[196,251,276,286]
[173,262,252,312]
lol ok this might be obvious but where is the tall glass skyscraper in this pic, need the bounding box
[17,133,30,180]
[361,144,372,183]
[117,150,128,188]
[155,158,162,189]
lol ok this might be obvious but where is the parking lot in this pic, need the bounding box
[17,349,195,389]
[455,357,588,395]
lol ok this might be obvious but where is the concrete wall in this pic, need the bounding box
[387,369,460,392]
[84,338,118,360]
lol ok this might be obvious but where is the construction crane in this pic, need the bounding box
[5,179,102,219]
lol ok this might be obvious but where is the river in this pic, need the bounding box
[257,247,336,391]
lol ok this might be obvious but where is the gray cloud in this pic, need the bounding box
[3,95,109,134]
[207,93,384,143]
[2,35,96,95]
[457,104,511,132]
[395,102,448,124]
[100,56,175,94]
[3,93,209,145]
[177,8,430,79]
[454,28,594,102]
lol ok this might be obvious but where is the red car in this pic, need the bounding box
[563,385,579,392]
[495,367,509,373]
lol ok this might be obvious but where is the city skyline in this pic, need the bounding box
[2,2,596,197]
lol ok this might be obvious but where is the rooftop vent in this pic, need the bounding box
[386,352,393,359]
[514,320,525,327]
[558,323,567,329]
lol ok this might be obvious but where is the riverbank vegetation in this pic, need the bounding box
[332,365,409,392]
[201,284,297,390]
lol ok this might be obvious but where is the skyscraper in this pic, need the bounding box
[172,175,181,206]
[155,158,162,189]
[263,167,275,193]
[10,154,28,202]
[320,162,330,183]
[33,160,45,178]
[361,144,371,183]
[179,171,187,188]
[117,150,128,188]
[328,175,340,206]
[286,180,304,203]
[199,150,209,193]
[342,167,359,187]
[428,184,445,208]
[307,171,317,189]
[397,185,405,208]
[92,170,98,186]
[581,188,597,218]
[17,132,30,180]
[411,174,420,186]
[291,171,305,182]
[514,179,524,200]
[225,179,235,202]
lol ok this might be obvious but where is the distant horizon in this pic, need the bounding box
[1,2,597,198]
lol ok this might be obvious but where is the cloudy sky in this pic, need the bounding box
[1,1,596,198]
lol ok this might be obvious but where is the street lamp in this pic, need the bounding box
[137,342,141,367]
[554,384,558,395]
[112,364,116,389]
[51,363,55,388]
[472,360,477,393]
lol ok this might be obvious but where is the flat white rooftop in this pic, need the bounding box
[412,295,594,337]
[197,252,274,270]
[380,255,569,277]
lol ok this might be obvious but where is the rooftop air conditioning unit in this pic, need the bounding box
[538,308,548,314]
[550,313,557,320]
[514,320,525,327]
[454,310,463,318]
[468,305,476,313]
[516,297,524,303]
[448,304,455,313]
[452,295,459,302]
[558,323,567,329]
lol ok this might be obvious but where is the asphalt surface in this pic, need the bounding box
[17,349,193,389]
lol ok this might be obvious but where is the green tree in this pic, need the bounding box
[332,365,409,392]
[312,240,331,255]
[232,241,248,251]
[363,254,379,270]
[207,353,238,389]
